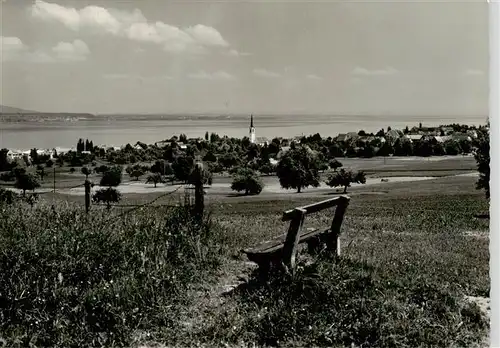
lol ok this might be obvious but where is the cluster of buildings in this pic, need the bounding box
[334,126,478,145]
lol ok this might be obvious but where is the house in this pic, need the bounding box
[439,126,455,135]
[433,135,452,143]
[403,134,423,142]
[467,130,478,139]
[335,134,348,142]
[452,133,473,142]
[255,137,269,146]
[385,129,403,139]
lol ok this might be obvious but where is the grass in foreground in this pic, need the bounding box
[0,176,490,347]
[200,183,489,347]
[0,201,227,347]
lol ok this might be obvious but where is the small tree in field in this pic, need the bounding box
[325,168,366,193]
[146,173,164,188]
[276,146,320,193]
[97,166,122,208]
[81,166,92,179]
[474,130,490,199]
[92,188,122,209]
[231,167,264,195]
[130,168,145,181]
[15,172,40,196]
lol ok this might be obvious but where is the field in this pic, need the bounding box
[0,155,490,347]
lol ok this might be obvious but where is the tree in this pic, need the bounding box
[377,141,394,157]
[45,159,54,168]
[92,188,121,209]
[130,168,145,181]
[100,166,122,187]
[325,169,366,194]
[77,138,85,153]
[205,131,209,141]
[328,143,344,158]
[179,133,188,143]
[30,148,39,165]
[0,148,11,171]
[444,140,461,156]
[81,166,92,179]
[474,131,490,199]
[231,167,264,195]
[36,165,46,182]
[188,164,213,186]
[203,151,217,162]
[329,159,343,171]
[172,155,195,183]
[146,173,164,188]
[15,172,40,196]
[97,166,122,208]
[276,145,320,193]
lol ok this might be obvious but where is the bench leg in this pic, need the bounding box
[306,237,322,255]
[256,260,271,281]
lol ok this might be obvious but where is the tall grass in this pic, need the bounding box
[0,200,226,347]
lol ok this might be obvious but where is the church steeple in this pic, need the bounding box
[249,114,256,144]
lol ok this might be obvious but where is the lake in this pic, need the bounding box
[0,113,486,150]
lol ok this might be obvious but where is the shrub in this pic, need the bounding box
[0,188,17,204]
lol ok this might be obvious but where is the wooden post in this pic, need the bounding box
[193,163,204,220]
[84,180,91,214]
[328,196,350,258]
[282,208,306,272]
[53,167,56,193]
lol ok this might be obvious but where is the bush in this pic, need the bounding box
[0,171,16,182]
[231,167,264,195]
[0,203,225,347]
[0,188,18,204]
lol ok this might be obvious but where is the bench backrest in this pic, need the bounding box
[282,196,350,221]
[282,195,350,270]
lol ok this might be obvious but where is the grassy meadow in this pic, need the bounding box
[0,155,490,347]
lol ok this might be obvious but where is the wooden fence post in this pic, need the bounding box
[282,208,307,273]
[84,180,91,214]
[193,163,204,220]
[328,196,350,258]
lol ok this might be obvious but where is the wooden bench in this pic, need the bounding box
[242,195,350,279]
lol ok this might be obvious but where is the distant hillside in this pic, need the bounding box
[0,105,40,114]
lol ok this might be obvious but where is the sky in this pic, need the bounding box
[0,0,489,116]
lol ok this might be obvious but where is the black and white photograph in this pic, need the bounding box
[0,0,493,347]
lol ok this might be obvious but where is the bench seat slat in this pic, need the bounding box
[243,227,328,256]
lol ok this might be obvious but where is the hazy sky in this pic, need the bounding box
[0,0,489,116]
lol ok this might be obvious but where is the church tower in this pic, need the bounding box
[249,114,256,144]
